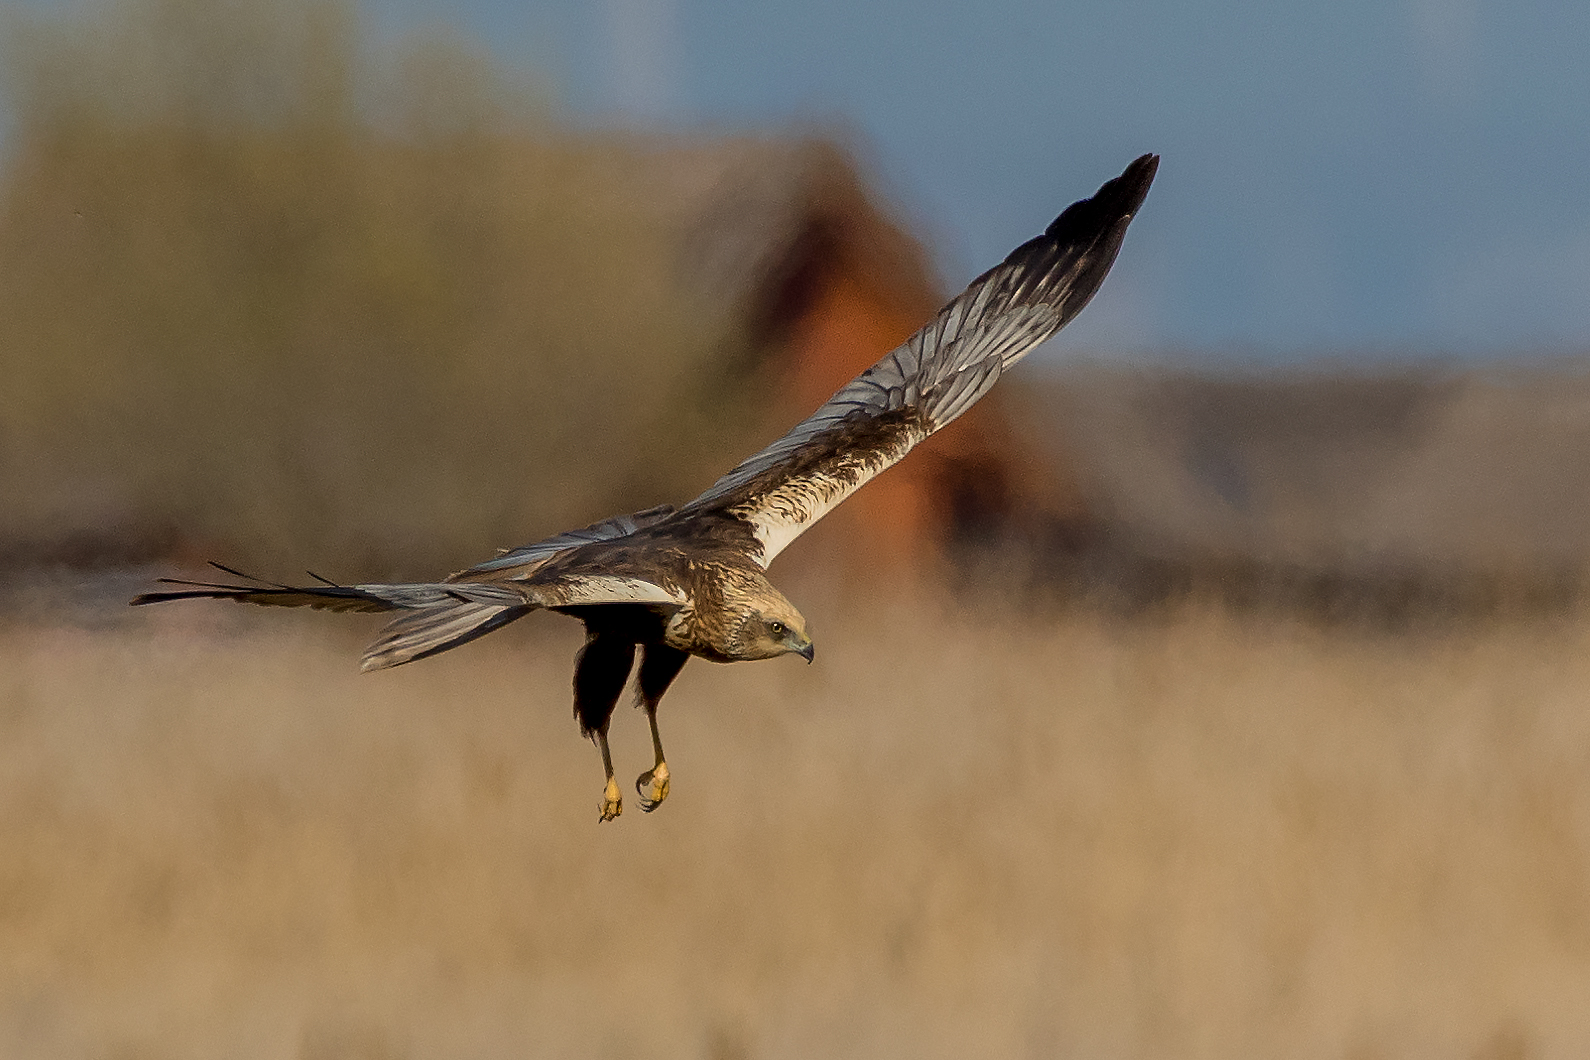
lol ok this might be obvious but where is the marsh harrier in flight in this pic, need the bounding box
[134,153,1158,819]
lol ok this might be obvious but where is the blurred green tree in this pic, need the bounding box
[0,0,757,576]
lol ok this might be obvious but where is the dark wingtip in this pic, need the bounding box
[129,588,220,606]
[1045,152,1159,242]
[1114,152,1160,213]
[206,560,255,580]
[131,584,193,605]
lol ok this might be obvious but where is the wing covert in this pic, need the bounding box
[455,504,676,579]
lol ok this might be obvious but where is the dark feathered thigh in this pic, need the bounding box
[560,604,675,735]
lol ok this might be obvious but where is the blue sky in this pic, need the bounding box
[33,0,1590,357]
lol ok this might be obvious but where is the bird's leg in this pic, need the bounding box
[638,707,669,811]
[635,646,688,812]
[594,721,622,822]
[574,631,636,822]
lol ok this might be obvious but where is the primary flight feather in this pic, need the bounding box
[134,153,1159,820]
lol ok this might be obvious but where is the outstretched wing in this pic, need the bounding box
[132,560,682,671]
[679,153,1158,567]
[129,563,533,612]
[452,504,677,579]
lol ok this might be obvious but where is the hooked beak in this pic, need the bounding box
[797,640,815,664]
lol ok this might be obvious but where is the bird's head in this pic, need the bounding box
[727,584,814,663]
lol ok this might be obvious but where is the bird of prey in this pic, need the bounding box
[133,153,1158,820]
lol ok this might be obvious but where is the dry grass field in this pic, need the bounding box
[4,585,1590,1059]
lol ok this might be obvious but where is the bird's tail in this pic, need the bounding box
[358,600,534,671]
[131,563,537,671]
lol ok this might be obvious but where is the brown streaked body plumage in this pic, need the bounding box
[133,154,1158,820]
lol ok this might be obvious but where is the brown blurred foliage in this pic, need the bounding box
[0,0,764,577]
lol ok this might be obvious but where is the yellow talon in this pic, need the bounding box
[599,776,623,821]
[637,761,670,812]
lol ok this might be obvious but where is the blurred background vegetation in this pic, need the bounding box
[0,0,768,577]
[6,0,1587,613]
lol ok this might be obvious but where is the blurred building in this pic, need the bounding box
[994,363,1590,611]
[646,135,1021,570]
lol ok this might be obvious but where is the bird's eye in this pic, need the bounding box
[768,620,786,637]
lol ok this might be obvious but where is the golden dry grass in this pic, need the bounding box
[4,592,1590,1058]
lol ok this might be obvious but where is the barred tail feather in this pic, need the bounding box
[360,601,535,672]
